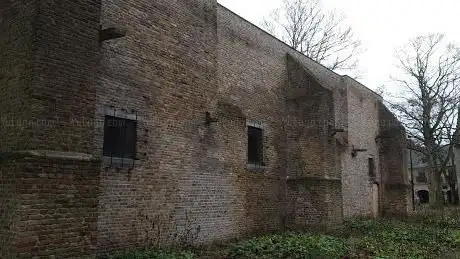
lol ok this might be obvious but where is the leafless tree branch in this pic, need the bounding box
[261,0,362,74]
[390,33,460,206]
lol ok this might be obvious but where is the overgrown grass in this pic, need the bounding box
[101,215,460,259]
[344,217,460,258]
[227,232,348,259]
[227,217,460,259]
[98,249,195,259]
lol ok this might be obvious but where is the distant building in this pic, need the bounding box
[407,143,458,205]
[406,148,430,204]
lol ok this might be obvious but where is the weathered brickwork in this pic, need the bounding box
[95,0,223,251]
[285,55,336,180]
[286,179,342,229]
[0,1,102,257]
[0,0,101,153]
[0,0,410,257]
[0,156,18,257]
[341,77,382,218]
[217,6,344,231]
[0,154,100,258]
[378,103,410,216]
[0,0,36,152]
[284,55,341,226]
[30,0,101,153]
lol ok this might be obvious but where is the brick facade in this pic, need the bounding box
[0,0,409,257]
[1,153,100,258]
[0,0,36,152]
[340,77,381,217]
[378,103,411,215]
[95,0,221,250]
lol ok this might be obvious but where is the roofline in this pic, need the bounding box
[217,4,383,96]
[217,3,342,78]
[342,75,383,100]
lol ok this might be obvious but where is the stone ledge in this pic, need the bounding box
[0,150,97,162]
[384,182,411,189]
[102,156,138,169]
[286,175,341,182]
[247,163,266,173]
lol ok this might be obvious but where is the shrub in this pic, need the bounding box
[227,232,348,259]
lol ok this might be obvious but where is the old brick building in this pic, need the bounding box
[0,0,409,257]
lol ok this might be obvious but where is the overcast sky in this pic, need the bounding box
[217,0,460,92]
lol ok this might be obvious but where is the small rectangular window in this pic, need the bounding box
[103,116,137,159]
[248,126,263,166]
[368,157,375,177]
[416,171,427,183]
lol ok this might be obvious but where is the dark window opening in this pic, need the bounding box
[417,190,429,204]
[103,116,137,159]
[248,126,263,166]
[368,157,375,177]
[446,190,453,204]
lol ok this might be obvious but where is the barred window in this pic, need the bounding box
[248,126,263,166]
[103,116,137,159]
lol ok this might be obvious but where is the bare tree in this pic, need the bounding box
[390,34,460,206]
[261,0,362,72]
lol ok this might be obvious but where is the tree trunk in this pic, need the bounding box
[428,152,443,207]
[451,153,459,205]
[429,169,443,207]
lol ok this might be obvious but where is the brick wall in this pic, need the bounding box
[0,0,412,256]
[285,54,336,179]
[218,8,342,229]
[0,153,100,258]
[0,154,19,257]
[30,0,101,153]
[284,55,342,227]
[216,5,346,125]
[96,0,222,250]
[0,0,102,153]
[0,0,36,152]
[378,102,410,216]
[1,0,103,257]
[217,5,288,236]
[95,0,347,249]
[341,77,381,218]
[286,179,342,229]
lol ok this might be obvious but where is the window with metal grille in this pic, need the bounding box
[248,126,263,165]
[103,116,137,159]
[368,157,375,177]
